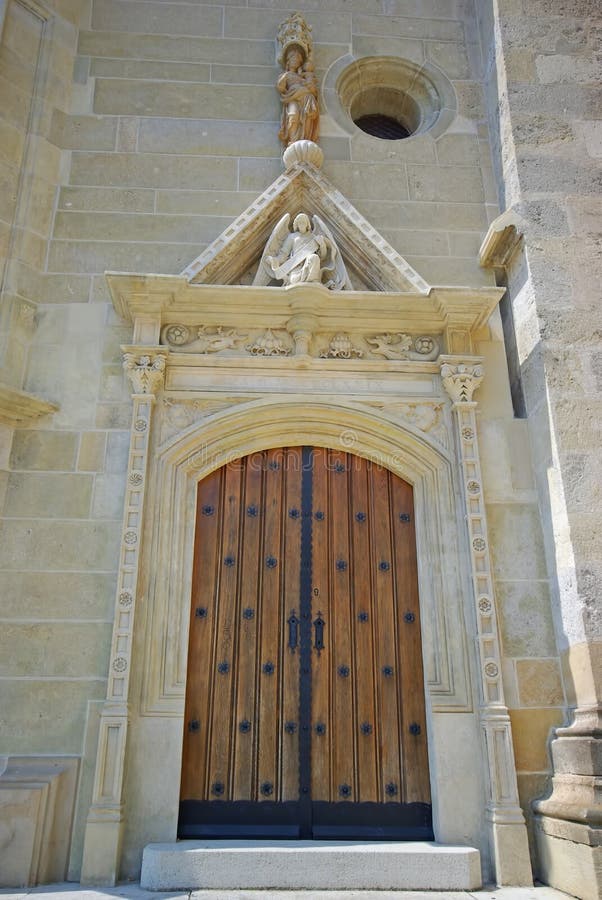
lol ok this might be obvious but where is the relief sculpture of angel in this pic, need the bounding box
[253,213,351,291]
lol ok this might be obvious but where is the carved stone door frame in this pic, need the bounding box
[80,278,532,888]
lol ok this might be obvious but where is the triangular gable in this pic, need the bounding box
[180,159,431,295]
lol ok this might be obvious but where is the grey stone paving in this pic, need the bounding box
[0,884,576,900]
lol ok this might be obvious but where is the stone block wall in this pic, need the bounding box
[479,2,601,895]
[0,0,587,887]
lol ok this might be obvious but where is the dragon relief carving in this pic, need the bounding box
[366,333,439,361]
[162,324,248,353]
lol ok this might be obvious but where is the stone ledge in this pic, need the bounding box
[0,383,59,426]
[535,816,601,900]
[140,840,482,891]
[479,209,525,269]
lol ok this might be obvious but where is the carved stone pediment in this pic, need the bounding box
[179,150,430,294]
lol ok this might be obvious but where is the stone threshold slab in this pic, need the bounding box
[140,841,482,891]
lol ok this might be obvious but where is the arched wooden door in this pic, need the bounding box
[179,447,432,840]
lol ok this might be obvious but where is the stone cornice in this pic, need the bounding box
[107,274,504,338]
[0,381,58,426]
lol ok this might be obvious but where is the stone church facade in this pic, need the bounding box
[0,1,599,897]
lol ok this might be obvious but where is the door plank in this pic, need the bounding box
[328,450,355,802]
[281,448,302,801]
[369,463,403,802]
[256,449,285,801]
[181,468,221,800]
[350,457,379,801]
[391,476,431,804]
[232,454,263,801]
[309,447,331,800]
[207,462,244,800]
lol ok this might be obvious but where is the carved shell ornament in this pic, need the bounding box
[320,333,363,359]
[246,329,292,357]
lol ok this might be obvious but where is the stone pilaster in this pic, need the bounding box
[80,347,168,886]
[441,358,532,886]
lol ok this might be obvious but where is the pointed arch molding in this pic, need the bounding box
[138,396,472,717]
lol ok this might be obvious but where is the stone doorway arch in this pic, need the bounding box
[82,384,530,889]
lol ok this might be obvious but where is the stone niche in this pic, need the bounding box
[0,756,79,887]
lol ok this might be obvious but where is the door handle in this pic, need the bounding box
[287,610,299,652]
[313,613,325,652]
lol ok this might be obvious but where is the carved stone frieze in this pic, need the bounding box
[161,320,441,362]
[320,333,363,359]
[123,349,168,395]
[366,333,439,361]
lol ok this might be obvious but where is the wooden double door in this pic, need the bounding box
[179,447,432,840]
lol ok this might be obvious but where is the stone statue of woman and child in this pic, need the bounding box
[252,14,351,292]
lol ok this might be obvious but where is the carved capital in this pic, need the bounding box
[122,348,168,395]
[440,360,484,404]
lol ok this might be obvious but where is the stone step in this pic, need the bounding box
[140,841,482,891]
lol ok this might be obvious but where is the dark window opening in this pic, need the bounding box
[354,113,411,140]
[497,270,527,419]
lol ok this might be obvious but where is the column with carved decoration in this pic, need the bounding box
[440,357,533,886]
[80,347,168,885]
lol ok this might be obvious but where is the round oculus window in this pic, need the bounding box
[330,56,453,141]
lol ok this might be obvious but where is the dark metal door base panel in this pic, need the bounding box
[178,799,433,841]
